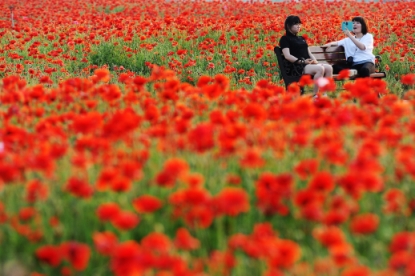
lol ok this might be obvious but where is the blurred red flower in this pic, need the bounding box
[93,231,118,256]
[350,213,379,235]
[215,187,250,216]
[188,123,215,153]
[308,171,335,194]
[60,242,91,271]
[111,211,140,231]
[132,195,162,213]
[174,228,200,250]
[35,245,62,267]
[401,74,415,85]
[94,68,110,83]
[65,177,93,198]
[25,179,48,203]
[141,232,171,253]
[96,203,121,222]
[242,103,267,121]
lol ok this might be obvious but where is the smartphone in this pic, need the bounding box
[341,21,354,31]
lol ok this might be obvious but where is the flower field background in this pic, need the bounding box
[1,0,415,275]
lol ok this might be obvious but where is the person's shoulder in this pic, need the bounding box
[280,35,288,41]
[364,33,374,39]
[279,35,289,45]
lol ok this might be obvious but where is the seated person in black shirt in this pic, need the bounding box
[280,15,333,97]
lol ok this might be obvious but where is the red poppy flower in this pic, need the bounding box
[96,203,121,222]
[188,123,215,153]
[267,239,301,269]
[389,251,411,271]
[389,232,415,253]
[93,231,118,256]
[341,266,371,276]
[350,213,379,235]
[313,226,346,248]
[111,211,140,231]
[132,195,162,213]
[35,245,62,267]
[308,171,334,193]
[25,179,48,203]
[65,177,93,198]
[299,74,314,87]
[242,103,267,121]
[294,159,318,180]
[184,173,205,187]
[215,187,250,216]
[401,74,415,85]
[94,68,110,83]
[141,232,171,253]
[110,241,145,276]
[174,228,200,250]
[60,242,91,271]
[329,243,355,267]
[156,158,189,187]
[71,112,102,134]
[337,69,352,80]
[239,148,265,168]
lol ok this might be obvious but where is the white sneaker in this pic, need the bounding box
[349,69,358,77]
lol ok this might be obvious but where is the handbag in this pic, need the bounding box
[283,58,306,77]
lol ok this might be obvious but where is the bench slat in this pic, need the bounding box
[313,60,347,65]
[312,52,347,60]
[309,46,345,53]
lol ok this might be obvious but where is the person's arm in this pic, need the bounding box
[281,48,303,63]
[343,30,366,50]
[281,48,315,65]
[307,48,318,64]
[322,41,339,47]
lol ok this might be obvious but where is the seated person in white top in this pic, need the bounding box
[323,17,375,78]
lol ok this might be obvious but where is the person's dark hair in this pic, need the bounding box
[284,15,302,34]
[352,16,368,34]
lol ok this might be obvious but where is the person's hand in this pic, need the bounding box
[343,29,353,38]
[306,59,318,64]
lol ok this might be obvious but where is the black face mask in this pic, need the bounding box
[347,56,354,66]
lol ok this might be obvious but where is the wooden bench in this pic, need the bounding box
[274,45,387,91]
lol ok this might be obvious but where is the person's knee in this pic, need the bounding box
[359,67,370,77]
[325,65,333,74]
[315,65,325,76]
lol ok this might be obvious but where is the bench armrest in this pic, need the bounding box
[375,55,383,70]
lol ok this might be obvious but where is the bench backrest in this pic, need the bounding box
[308,46,347,65]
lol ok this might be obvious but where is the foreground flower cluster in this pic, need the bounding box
[1,0,415,275]
[1,66,415,275]
[0,0,414,91]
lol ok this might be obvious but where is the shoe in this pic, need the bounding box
[349,69,358,77]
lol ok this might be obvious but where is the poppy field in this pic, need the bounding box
[1,0,415,275]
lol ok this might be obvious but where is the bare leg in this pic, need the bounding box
[304,64,325,95]
[322,64,333,78]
